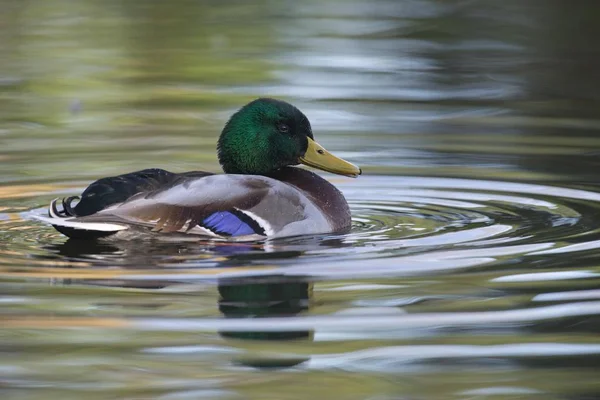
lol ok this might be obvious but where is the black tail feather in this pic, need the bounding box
[62,196,79,216]
[49,197,80,218]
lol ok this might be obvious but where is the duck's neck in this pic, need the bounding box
[266,167,352,232]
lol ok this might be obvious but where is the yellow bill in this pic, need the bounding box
[299,138,361,178]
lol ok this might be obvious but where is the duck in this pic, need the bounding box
[36,98,361,241]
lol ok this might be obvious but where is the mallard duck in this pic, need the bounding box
[37,98,361,240]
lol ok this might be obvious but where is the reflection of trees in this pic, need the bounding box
[513,1,600,179]
[119,1,275,86]
[413,1,600,180]
[5,0,600,183]
[0,0,277,183]
[1,0,276,109]
[521,1,600,119]
[420,0,600,117]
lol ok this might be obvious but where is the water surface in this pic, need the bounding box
[2,1,600,399]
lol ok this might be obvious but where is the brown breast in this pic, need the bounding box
[267,167,352,232]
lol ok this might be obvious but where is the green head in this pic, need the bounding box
[217,98,361,177]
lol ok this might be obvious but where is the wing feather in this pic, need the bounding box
[54,174,332,238]
[74,175,271,235]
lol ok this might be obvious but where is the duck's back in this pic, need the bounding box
[68,168,213,217]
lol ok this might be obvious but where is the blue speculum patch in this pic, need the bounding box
[202,211,256,236]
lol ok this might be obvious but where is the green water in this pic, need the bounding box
[2,1,600,399]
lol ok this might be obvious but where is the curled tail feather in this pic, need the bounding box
[49,196,79,218]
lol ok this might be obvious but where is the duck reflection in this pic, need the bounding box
[218,275,311,341]
[40,236,344,368]
[218,274,313,369]
[47,234,347,266]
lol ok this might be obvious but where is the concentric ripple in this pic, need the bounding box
[3,175,600,281]
[3,176,600,399]
[344,176,600,253]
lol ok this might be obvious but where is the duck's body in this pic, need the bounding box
[38,98,360,241]
[42,166,351,240]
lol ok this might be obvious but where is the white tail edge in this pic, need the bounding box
[31,214,128,232]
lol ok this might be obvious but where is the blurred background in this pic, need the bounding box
[3,0,600,184]
[2,1,600,399]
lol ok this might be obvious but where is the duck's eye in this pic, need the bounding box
[277,123,290,133]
